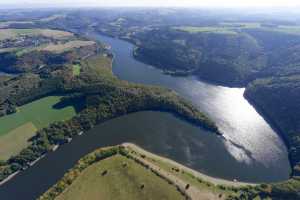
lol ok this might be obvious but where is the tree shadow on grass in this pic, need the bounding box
[52,96,86,113]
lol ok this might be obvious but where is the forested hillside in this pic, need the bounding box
[0,31,218,183]
[245,76,300,176]
[133,27,266,86]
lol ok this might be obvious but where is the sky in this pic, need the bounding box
[1,0,300,8]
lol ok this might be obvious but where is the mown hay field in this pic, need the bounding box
[0,122,37,160]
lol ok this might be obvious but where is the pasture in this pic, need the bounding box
[0,96,76,159]
[0,123,37,160]
[55,155,184,200]
[0,28,73,41]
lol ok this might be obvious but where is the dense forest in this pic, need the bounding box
[245,76,300,176]
[128,26,300,86]
[132,28,266,86]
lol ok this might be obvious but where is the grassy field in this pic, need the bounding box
[40,145,237,200]
[0,122,37,160]
[2,40,95,56]
[174,26,237,35]
[72,64,81,76]
[55,155,184,200]
[41,40,95,53]
[83,54,113,76]
[80,54,117,84]
[0,29,94,55]
[0,29,73,41]
[0,96,76,136]
[0,96,76,159]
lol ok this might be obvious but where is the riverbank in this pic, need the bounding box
[124,31,297,178]
[0,43,222,184]
[123,143,256,187]
[244,83,300,176]
[93,32,290,182]
[0,154,46,187]
[0,171,20,187]
[38,145,247,200]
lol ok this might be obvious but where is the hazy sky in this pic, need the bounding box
[1,0,300,7]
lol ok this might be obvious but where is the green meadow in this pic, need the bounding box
[55,155,183,200]
[0,96,77,160]
[0,96,76,136]
[72,64,81,76]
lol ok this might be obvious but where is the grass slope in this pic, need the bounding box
[55,155,184,200]
[0,122,37,160]
[0,96,76,136]
[0,96,76,160]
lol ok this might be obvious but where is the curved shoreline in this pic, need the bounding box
[123,143,257,187]
[38,144,255,200]
[92,32,291,182]
[130,35,295,178]
[243,89,295,175]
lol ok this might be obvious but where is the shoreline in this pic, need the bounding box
[244,89,295,176]
[123,143,257,187]
[0,154,46,187]
[0,171,20,187]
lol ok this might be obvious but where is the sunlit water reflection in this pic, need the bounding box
[178,79,285,166]
[91,33,291,181]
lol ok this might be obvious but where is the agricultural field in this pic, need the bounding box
[173,26,237,35]
[41,40,95,53]
[0,28,73,41]
[0,123,37,160]
[0,96,76,160]
[0,28,96,56]
[55,155,184,200]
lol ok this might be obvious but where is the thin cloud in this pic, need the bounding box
[2,0,300,7]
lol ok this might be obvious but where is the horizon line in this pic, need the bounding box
[0,5,300,10]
